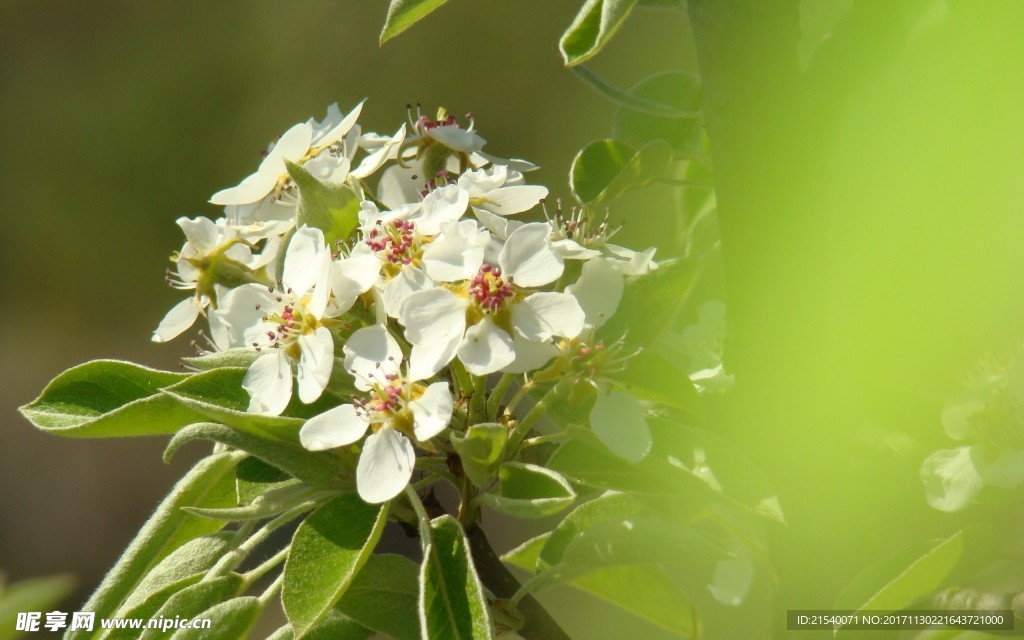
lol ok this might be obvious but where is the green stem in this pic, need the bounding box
[204,500,318,581]
[449,359,473,401]
[242,547,289,586]
[469,373,487,423]
[502,379,535,418]
[506,381,569,457]
[486,373,515,420]
[404,485,432,551]
[257,573,284,607]
[571,66,701,119]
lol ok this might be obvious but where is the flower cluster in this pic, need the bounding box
[154,101,658,503]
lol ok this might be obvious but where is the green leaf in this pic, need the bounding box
[181,348,260,372]
[161,367,303,436]
[235,456,291,506]
[379,0,450,44]
[334,554,420,640]
[283,495,389,639]
[68,452,242,640]
[169,596,263,640]
[287,161,361,246]
[500,533,551,572]
[0,575,76,640]
[570,139,672,206]
[164,423,343,486]
[268,612,375,640]
[183,481,311,522]
[538,492,644,570]
[597,258,698,348]
[451,423,508,489]
[572,566,698,638]
[613,71,703,156]
[420,515,493,640]
[101,575,206,640]
[559,0,640,67]
[120,533,235,611]
[136,575,244,640]
[19,360,203,438]
[835,531,965,626]
[475,462,576,518]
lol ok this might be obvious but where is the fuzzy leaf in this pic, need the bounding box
[451,423,508,489]
[287,161,361,246]
[19,360,201,438]
[135,575,244,640]
[570,138,672,206]
[119,533,234,611]
[181,348,260,372]
[475,462,576,518]
[68,452,242,640]
[334,554,420,640]
[560,0,640,67]
[835,531,965,629]
[613,71,703,156]
[283,495,389,639]
[164,423,342,486]
[380,0,450,44]
[168,596,263,640]
[420,515,493,639]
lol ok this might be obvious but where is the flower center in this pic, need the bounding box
[365,219,427,274]
[352,374,426,439]
[256,290,321,357]
[469,264,516,313]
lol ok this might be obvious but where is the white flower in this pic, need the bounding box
[457,165,547,217]
[212,226,343,415]
[152,216,279,343]
[210,101,364,207]
[398,222,585,379]
[299,324,453,503]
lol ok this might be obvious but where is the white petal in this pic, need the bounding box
[244,352,293,415]
[296,327,334,404]
[512,292,585,341]
[416,184,469,235]
[399,288,468,345]
[382,267,431,318]
[152,297,201,343]
[176,216,222,254]
[920,446,984,512]
[427,125,485,153]
[209,284,276,350]
[457,165,508,196]
[591,391,652,463]
[299,404,369,451]
[259,122,313,178]
[283,227,330,298]
[502,336,560,374]
[472,206,524,241]
[377,161,423,209]
[210,172,276,206]
[350,124,406,179]
[313,99,365,149]
[343,324,403,389]
[332,251,381,312]
[565,258,624,328]
[410,382,454,441]
[408,332,463,381]
[357,427,415,503]
[605,244,659,275]
[303,153,350,185]
[474,152,539,173]
[499,222,563,287]
[458,318,515,376]
[421,220,488,282]
[475,185,548,215]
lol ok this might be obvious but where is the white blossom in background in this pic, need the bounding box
[210,101,366,208]
[211,226,346,415]
[299,324,453,503]
[398,222,585,379]
[153,215,281,343]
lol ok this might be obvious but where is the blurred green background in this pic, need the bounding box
[5,1,1024,638]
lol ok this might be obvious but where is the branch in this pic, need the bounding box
[465,525,572,640]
